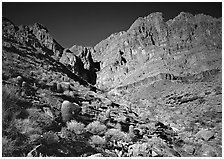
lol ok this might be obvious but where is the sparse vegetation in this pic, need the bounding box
[67,120,86,135]
[86,121,107,135]
[89,135,106,148]
[2,84,20,129]
[105,128,131,142]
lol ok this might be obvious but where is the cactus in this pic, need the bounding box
[129,125,134,134]
[61,100,81,123]
[30,71,35,76]
[105,109,111,118]
[63,90,70,96]
[22,81,27,88]
[69,91,74,97]
[16,76,23,86]
[56,83,63,93]
[52,82,57,92]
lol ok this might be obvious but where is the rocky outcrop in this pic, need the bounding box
[115,68,221,92]
[93,12,222,90]
[2,17,64,59]
[59,45,98,84]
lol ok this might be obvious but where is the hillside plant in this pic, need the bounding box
[105,128,131,143]
[67,120,86,135]
[89,135,106,149]
[86,121,107,135]
[2,84,22,130]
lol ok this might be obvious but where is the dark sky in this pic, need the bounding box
[2,2,222,48]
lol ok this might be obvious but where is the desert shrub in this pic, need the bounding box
[89,135,106,148]
[42,131,60,145]
[2,84,21,129]
[2,136,16,157]
[15,118,43,135]
[86,121,107,135]
[28,134,42,145]
[2,119,30,157]
[2,85,31,156]
[105,129,131,142]
[67,120,86,135]
[26,108,54,131]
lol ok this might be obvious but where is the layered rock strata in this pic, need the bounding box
[93,12,221,90]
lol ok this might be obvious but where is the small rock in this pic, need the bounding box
[88,153,103,157]
[170,123,180,132]
[195,129,214,141]
[105,109,111,118]
[183,144,195,155]
[152,150,158,157]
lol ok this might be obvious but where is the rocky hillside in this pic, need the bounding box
[2,17,99,87]
[2,12,222,157]
[93,12,221,90]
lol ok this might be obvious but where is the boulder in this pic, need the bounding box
[195,129,214,141]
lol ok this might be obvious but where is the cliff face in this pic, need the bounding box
[93,12,222,90]
[59,45,98,84]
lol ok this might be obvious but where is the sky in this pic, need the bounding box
[2,2,222,48]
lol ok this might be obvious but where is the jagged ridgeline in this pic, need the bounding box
[3,12,221,91]
[2,12,222,157]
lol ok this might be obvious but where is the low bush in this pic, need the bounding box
[105,129,131,142]
[2,136,16,157]
[2,84,21,129]
[67,120,86,135]
[89,135,106,148]
[86,121,107,135]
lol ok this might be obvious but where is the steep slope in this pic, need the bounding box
[2,17,99,89]
[93,12,221,90]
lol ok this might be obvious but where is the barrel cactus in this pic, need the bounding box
[56,83,63,93]
[63,90,70,96]
[16,76,23,86]
[22,81,27,88]
[129,125,134,134]
[105,109,111,118]
[52,82,57,92]
[61,100,81,122]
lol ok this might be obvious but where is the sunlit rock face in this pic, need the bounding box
[93,12,221,90]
